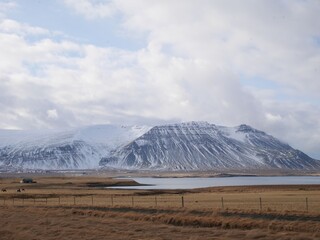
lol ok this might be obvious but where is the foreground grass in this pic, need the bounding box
[1,205,320,240]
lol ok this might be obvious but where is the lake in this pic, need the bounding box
[111,176,320,190]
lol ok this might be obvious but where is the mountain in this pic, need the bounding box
[0,122,319,171]
[0,125,150,170]
[100,122,320,171]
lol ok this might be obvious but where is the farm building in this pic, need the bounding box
[20,178,36,183]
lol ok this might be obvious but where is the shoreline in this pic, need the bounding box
[1,169,320,179]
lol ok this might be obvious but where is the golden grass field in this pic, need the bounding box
[1,175,320,239]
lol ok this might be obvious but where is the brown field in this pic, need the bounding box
[1,175,320,239]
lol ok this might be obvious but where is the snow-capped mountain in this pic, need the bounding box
[0,122,319,171]
[100,122,320,170]
[0,125,151,169]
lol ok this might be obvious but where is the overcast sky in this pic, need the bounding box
[0,0,320,158]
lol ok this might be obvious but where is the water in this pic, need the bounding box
[110,176,320,190]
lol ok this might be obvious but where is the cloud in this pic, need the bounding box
[0,0,320,158]
[116,0,320,93]
[63,0,116,19]
[0,19,50,36]
[47,109,58,119]
[0,1,16,18]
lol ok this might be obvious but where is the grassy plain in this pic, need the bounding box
[1,174,320,239]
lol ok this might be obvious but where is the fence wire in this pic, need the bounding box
[1,195,318,213]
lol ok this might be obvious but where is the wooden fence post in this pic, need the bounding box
[91,196,93,205]
[73,196,76,205]
[58,196,61,205]
[155,196,157,207]
[132,196,134,207]
[221,197,224,210]
[111,195,114,206]
[181,196,184,208]
[306,197,309,212]
[259,197,262,211]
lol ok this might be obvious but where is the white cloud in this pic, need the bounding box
[47,109,58,119]
[265,113,282,123]
[0,1,16,18]
[63,0,116,19]
[0,19,50,35]
[116,0,320,94]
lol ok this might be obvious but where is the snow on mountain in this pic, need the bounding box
[0,121,319,171]
[100,122,320,170]
[0,125,150,170]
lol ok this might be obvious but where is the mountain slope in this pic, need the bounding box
[0,125,150,169]
[100,122,320,170]
[0,122,319,171]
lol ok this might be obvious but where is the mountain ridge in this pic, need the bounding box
[100,122,319,171]
[0,122,319,171]
[0,124,151,169]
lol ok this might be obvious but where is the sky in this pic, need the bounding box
[0,0,320,158]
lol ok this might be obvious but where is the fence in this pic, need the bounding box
[1,194,318,213]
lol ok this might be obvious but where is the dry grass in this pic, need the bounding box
[1,205,320,240]
[1,175,320,239]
